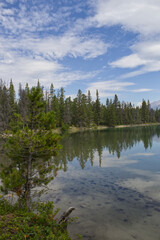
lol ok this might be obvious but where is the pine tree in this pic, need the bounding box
[1,85,61,211]
[141,99,149,123]
[94,90,101,125]
[49,83,55,111]
[0,85,10,130]
[8,79,17,127]
[108,103,116,127]
[59,87,65,125]
[76,89,83,127]
[64,97,72,125]
[18,83,28,124]
[71,97,78,126]
[87,90,93,127]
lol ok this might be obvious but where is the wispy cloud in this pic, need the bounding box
[110,54,149,69]
[132,153,155,156]
[0,0,159,100]
[0,55,98,91]
[0,34,109,60]
[86,80,135,98]
[0,0,109,91]
[130,88,153,93]
[0,1,72,35]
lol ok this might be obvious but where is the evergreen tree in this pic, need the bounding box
[0,79,158,132]
[9,80,16,109]
[76,89,87,127]
[49,83,55,111]
[0,85,10,130]
[59,87,65,125]
[94,90,101,125]
[51,91,61,127]
[1,85,61,211]
[64,97,72,125]
[108,103,116,127]
[87,90,93,127]
[71,97,78,126]
[18,83,28,124]
[141,99,149,123]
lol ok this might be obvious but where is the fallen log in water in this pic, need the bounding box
[58,207,75,224]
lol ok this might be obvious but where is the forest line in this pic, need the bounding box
[0,79,160,131]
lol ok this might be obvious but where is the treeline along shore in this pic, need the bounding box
[0,79,160,132]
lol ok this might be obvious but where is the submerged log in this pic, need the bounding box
[58,207,75,224]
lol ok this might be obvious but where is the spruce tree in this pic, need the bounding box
[1,85,61,211]
[94,90,101,125]
[87,90,93,127]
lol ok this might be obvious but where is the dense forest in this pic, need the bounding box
[0,79,160,131]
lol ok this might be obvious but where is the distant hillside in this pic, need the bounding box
[151,100,160,109]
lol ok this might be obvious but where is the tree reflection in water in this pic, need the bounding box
[55,126,160,171]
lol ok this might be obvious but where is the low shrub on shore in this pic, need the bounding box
[0,197,73,240]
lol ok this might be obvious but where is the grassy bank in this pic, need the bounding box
[1,123,160,138]
[53,123,160,135]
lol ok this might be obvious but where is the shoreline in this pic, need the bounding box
[57,123,160,134]
[1,123,160,137]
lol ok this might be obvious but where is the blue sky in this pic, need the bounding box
[0,0,160,105]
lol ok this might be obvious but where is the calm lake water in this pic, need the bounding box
[2,126,160,240]
[41,126,160,240]
[42,126,160,240]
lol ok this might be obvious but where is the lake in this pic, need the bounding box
[3,126,160,240]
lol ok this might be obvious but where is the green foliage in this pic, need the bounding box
[1,84,61,210]
[0,197,72,240]
[61,123,69,135]
[1,128,61,209]
[0,79,159,132]
[0,168,25,195]
[93,90,101,126]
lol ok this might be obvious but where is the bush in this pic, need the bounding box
[0,197,73,240]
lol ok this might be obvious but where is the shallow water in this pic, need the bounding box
[40,127,160,239]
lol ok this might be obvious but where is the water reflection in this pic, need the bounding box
[1,127,160,240]
[55,126,160,170]
[42,126,160,240]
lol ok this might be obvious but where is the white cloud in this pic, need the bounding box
[92,0,160,36]
[0,32,109,61]
[88,1,160,79]
[121,169,160,201]
[110,54,148,69]
[21,35,109,60]
[0,55,98,91]
[130,88,153,93]
[132,153,155,156]
[93,150,138,168]
[134,41,160,59]
[0,31,109,90]
[110,41,160,79]
[86,80,134,98]
[0,57,62,89]
[0,2,56,34]
[42,71,98,89]
[0,0,160,93]
[65,94,77,100]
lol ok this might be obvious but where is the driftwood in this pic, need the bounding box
[58,207,75,224]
